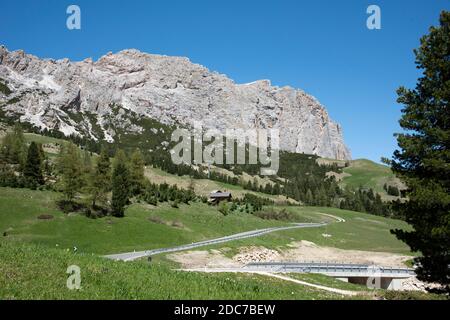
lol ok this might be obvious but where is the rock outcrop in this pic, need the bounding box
[0,46,351,159]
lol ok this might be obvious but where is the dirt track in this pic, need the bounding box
[167,240,411,269]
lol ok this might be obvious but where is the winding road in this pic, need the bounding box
[105,221,329,261]
[104,212,416,293]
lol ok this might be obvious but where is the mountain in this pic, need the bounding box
[0,46,351,160]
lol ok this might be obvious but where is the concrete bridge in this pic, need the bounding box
[242,262,415,290]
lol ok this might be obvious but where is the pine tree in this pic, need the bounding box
[317,186,328,206]
[391,11,450,293]
[129,148,145,195]
[264,183,273,194]
[305,189,314,205]
[90,148,111,208]
[0,124,27,166]
[273,182,281,195]
[82,149,93,177]
[111,150,130,217]
[57,143,84,201]
[23,141,44,188]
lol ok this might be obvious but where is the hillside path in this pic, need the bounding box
[105,218,339,261]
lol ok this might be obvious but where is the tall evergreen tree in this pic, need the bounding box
[82,149,93,176]
[391,11,450,293]
[57,143,84,201]
[129,148,145,195]
[111,150,130,217]
[0,124,27,166]
[273,182,281,195]
[305,189,314,205]
[90,148,111,208]
[23,141,44,188]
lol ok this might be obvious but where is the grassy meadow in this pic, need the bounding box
[0,241,361,300]
[0,187,411,256]
[341,159,403,198]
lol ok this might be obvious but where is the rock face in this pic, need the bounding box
[0,46,351,160]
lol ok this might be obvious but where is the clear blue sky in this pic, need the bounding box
[1,0,449,161]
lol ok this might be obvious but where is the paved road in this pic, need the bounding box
[105,222,328,261]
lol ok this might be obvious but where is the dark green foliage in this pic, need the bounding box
[388,185,400,197]
[383,183,401,197]
[0,124,27,166]
[0,79,12,96]
[89,148,111,208]
[56,143,85,201]
[0,126,29,189]
[140,182,195,206]
[56,199,88,214]
[254,208,295,221]
[232,193,274,213]
[339,188,389,217]
[111,150,130,217]
[0,109,393,218]
[23,142,44,188]
[391,11,450,293]
[218,202,229,216]
[129,148,145,195]
[0,164,25,188]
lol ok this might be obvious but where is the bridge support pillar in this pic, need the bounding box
[385,278,403,290]
[346,276,405,290]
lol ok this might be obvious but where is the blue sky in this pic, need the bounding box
[1,0,449,161]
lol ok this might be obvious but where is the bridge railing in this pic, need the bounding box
[244,261,415,276]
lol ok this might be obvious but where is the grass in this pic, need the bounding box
[0,187,285,255]
[0,242,357,300]
[288,273,445,300]
[341,159,402,199]
[0,187,437,300]
[191,206,412,255]
[23,133,67,146]
[0,187,412,256]
[287,273,368,291]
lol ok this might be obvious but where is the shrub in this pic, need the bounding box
[56,199,86,214]
[218,202,229,216]
[254,208,295,221]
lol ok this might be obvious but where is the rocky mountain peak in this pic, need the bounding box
[0,46,351,160]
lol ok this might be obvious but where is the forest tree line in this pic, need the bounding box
[0,124,400,219]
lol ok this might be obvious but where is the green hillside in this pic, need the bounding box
[0,128,424,300]
[0,242,356,300]
[199,206,412,254]
[342,160,400,193]
[320,158,404,200]
[2,242,442,300]
[0,187,411,255]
